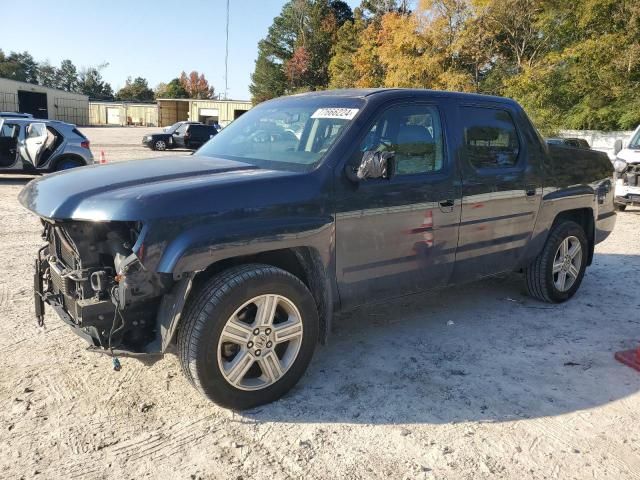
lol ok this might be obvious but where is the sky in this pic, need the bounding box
[0,0,361,100]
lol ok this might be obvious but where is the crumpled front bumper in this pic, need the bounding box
[615,182,640,205]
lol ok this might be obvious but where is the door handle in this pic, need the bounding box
[439,199,454,207]
[525,185,537,197]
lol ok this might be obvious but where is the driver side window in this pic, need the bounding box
[360,104,444,175]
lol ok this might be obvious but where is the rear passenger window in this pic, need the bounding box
[72,128,87,139]
[360,104,445,175]
[460,107,520,169]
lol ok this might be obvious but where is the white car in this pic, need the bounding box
[613,125,640,211]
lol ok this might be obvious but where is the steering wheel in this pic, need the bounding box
[251,130,271,143]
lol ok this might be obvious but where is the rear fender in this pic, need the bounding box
[523,192,596,267]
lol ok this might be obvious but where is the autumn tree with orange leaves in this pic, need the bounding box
[253,0,640,130]
[179,71,215,99]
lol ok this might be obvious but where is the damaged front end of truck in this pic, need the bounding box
[34,219,172,356]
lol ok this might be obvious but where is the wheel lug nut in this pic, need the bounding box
[253,328,260,335]
[255,349,261,356]
[266,341,272,348]
[265,328,271,335]
[247,341,253,348]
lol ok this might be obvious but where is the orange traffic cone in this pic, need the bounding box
[615,345,640,372]
[99,151,107,164]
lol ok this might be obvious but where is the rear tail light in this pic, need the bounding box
[81,140,90,149]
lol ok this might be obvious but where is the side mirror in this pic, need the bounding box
[347,150,395,181]
[614,139,623,155]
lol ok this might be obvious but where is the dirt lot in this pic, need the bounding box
[85,126,194,163]
[1,127,640,480]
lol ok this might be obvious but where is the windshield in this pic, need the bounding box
[629,128,640,149]
[196,96,364,171]
[165,122,183,134]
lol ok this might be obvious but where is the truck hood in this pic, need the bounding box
[19,155,295,221]
[617,148,640,164]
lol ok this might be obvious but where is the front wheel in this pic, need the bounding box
[615,204,627,212]
[177,264,319,409]
[524,220,588,303]
[153,139,167,151]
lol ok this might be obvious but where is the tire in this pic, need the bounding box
[524,220,589,303]
[615,204,627,212]
[177,264,319,409]
[55,157,84,171]
[153,139,167,151]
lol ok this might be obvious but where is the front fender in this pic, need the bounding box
[153,216,334,277]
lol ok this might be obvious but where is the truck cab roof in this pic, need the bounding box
[287,88,518,106]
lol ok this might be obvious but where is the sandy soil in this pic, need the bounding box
[1,127,640,480]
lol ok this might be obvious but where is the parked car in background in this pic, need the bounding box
[612,125,640,211]
[0,118,93,174]
[142,121,218,151]
[546,137,591,149]
[20,89,615,409]
[0,112,34,119]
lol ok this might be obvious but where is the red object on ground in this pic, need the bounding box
[615,346,640,372]
[99,151,107,164]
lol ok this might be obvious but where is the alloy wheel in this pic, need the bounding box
[552,235,582,292]
[217,294,304,391]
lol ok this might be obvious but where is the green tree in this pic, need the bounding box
[360,0,410,18]
[330,0,354,25]
[77,65,113,100]
[156,78,189,99]
[329,9,366,88]
[116,76,155,101]
[503,0,640,130]
[56,59,79,92]
[250,0,353,102]
[0,50,39,83]
[250,43,288,103]
[37,61,58,88]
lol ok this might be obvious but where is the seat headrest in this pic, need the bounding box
[397,124,432,145]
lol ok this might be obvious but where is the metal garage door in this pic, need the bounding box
[106,107,121,125]
[18,91,48,119]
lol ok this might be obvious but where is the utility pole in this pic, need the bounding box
[224,0,230,100]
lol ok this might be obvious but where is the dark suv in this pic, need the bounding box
[21,89,615,410]
[142,121,217,151]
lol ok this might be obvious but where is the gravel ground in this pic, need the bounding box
[1,127,640,480]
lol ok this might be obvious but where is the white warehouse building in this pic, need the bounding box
[0,77,89,125]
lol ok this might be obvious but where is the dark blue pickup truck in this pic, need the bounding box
[19,89,616,409]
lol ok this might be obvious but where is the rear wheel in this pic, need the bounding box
[524,220,588,303]
[615,204,627,212]
[55,157,84,171]
[177,264,319,409]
